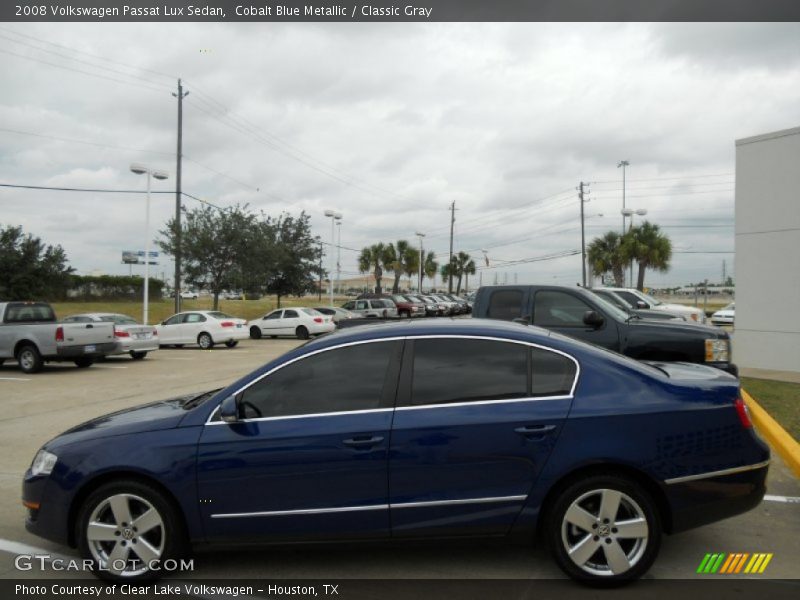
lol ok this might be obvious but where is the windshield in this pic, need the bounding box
[392,295,409,302]
[591,293,634,322]
[638,291,662,306]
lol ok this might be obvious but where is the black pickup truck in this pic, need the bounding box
[472,285,736,375]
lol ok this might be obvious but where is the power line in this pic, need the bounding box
[590,172,734,184]
[0,182,173,194]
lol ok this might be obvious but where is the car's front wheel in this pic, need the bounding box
[547,474,660,586]
[249,326,262,340]
[77,480,186,582]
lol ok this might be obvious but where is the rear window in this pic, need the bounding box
[487,290,524,320]
[301,308,321,316]
[207,312,234,319]
[99,314,138,325]
[4,303,56,323]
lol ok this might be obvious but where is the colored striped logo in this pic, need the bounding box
[696,553,773,574]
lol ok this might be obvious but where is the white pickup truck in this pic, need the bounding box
[0,301,116,373]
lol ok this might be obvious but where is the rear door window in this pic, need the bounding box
[487,290,524,320]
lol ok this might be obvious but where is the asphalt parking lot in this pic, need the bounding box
[0,339,797,581]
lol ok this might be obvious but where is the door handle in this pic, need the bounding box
[514,425,556,439]
[343,436,384,448]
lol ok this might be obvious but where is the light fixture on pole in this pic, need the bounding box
[335,218,342,297]
[621,207,647,287]
[324,210,342,306]
[415,232,425,292]
[617,160,629,234]
[130,163,169,326]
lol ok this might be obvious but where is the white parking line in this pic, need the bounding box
[764,494,800,504]
[162,357,194,361]
[97,366,128,369]
[0,377,30,382]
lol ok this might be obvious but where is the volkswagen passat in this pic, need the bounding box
[23,320,768,584]
[156,311,248,349]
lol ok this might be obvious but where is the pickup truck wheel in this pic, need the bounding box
[74,358,94,368]
[130,352,147,360]
[249,326,262,340]
[197,333,214,350]
[16,345,43,374]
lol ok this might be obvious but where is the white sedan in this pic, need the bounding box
[248,307,335,340]
[62,313,159,360]
[711,302,735,326]
[156,311,248,349]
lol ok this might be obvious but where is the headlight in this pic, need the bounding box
[30,449,58,477]
[705,339,730,363]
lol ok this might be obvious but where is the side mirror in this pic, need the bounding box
[636,300,647,309]
[219,395,239,424]
[160,321,166,326]
[583,310,605,328]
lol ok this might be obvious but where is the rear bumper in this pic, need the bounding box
[665,460,768,534]
[54,342,117,360]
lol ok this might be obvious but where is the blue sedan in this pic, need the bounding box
[22,319,769,584]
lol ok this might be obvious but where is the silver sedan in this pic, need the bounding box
[61,313,159,360]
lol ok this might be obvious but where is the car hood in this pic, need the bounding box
[660,303,702,314]
[627,318,728,338]
[44,393,200,450]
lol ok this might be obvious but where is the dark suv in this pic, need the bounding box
[356,293,425,318]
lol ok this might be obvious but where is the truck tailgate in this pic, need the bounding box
[59,322,115,349]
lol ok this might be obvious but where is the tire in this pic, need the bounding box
[197,333,214,350]
[130,352,147,360]
[249,326,262,340]
[400,311,408,319]
[295,326,309,340]
[270,336,277,339]
[224,340,238,348]
[74,358,94,368]
[173,344,184,349]
[546,474,661,586]
[76,480,187,583]
[16,344,43,374]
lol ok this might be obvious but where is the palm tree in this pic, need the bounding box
[358,243,389,294]
[421,250,438,291]
[453,251,476,294]
[621,221,672,291]
[587,231,626,286]
[384,239,419,293]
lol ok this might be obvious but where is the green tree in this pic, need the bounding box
[621,221,672,291]
[0,225,74,300]
[452,251,476,294]
[587,231,626,287]
[159,204,253,310]
[264,213,323,308]
[420,250,439,290]
[384,239,419,293]
[358,243,390,294]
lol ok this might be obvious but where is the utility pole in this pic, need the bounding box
[415,232,425,292]
[579,181,587,287]
[618,160,629,235]
[448,200,455,293]
[172,79,189,314]
[317,240,323,301]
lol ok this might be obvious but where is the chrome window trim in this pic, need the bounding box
[210,494,528,519]
[204,334,580,425]
[663,459,770,485]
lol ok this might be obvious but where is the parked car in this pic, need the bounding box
[222,291,243,300]
[711,302,735,326]
[406,294,441,317]
[61,313,159,360]
[342,298,398,319]
[156,311,248,349]
[591,289,687,322]
[313,307,357,324]
[601,287,706,324]
[179,290,199,300]
[0,301,115,373]
[430,294,459,315]
[248,308,335,340]
[22,319,768,584]
[472,285,736,375]
[389,294,426,318]
[444,293,471,314]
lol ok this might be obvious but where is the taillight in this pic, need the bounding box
[114,328,130,338]
[734,397,753,429]
[220,321,234,327]
[55,326,64,342]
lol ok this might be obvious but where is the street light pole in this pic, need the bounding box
[336,219,342,297]
[131,164,168,325]
[617,160,629,234]
[324,210,342,306]
[415,232,425,292]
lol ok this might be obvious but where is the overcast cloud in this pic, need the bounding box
[1,22,799,288]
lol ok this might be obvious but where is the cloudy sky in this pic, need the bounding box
[1,22,799,289]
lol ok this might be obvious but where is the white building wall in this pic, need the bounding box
[734,126,800,374]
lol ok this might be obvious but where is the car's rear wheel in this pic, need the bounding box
[16,344,43,374]
[249,326,262,340]
[225,340,238,348]
[130,352,147,360]
[74,358,94,368]
[77,480,186,582]
[547,474,660,586]
[197,333,214,350]
[296,326,309,340]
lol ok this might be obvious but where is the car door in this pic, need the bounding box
[280,309,301,335]
[196,339,403,542]
[259,310,284,336]
[158,314,185,344]
[182,313,207,344]
[388,337,577,538]
[532,289,621,351]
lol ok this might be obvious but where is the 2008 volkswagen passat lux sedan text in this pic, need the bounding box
[22,320,769,585]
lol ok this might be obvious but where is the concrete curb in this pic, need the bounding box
[742,389,800,478]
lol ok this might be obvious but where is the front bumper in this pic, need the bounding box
[23,471,72,546]
[665,460,768,534]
